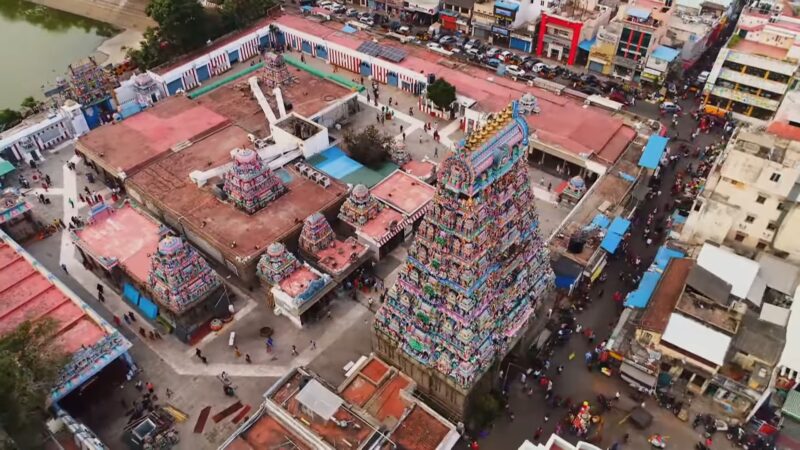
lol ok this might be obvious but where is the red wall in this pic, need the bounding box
[536,13,583,65]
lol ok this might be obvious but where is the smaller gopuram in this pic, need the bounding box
[224,148,287,214]
[338,184,382,227]
[148,235,228,341]
[299,213,368,280]
[257,242,334,327]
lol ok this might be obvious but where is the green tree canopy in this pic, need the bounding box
[222,0,275,30]
[0,109,22,131]
[426,78,456,111]
[343,125,393,168]
[0,319,68,447]
[127,28,168,70]
[146,0,207,53]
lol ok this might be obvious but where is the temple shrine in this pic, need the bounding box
[339,184,382,227]
[257,242,334,327]
[372,100,554,419]
[224,148,287,214]
[299,213,369,280]
[67,57,116,107]
[556,175,588,207]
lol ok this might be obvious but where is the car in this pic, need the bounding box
[345,7,359,16]
[358,11,371,19]
[505,65,525,77]
[318,0,333,6]
[322,3,337,11]
[660,101,682,113]
[427,42,443,50]
[697,70,710,84]
[499,50,514,61]
[466,47,480,56]
[531,62,548,73]
[486,58,501,68]
[332,4,347,13]
[439,35,457,45]
[485,47,500,57]
[398,26,410,34]
[464,39,480,49]
[359,16,374,26]
[608,90,630,105]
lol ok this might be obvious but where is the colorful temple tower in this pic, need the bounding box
[148,235,221,314]
[339,184,382,227]
[224,148,287,214]
[299,213,335,254]
[299,213,369,279]
[373,101,554,417]
[257,242,301,285]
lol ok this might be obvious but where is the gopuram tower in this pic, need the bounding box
[372,100,554,418]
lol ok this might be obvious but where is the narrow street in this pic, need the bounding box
[462,94,739,450]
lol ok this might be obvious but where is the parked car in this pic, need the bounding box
[486,58,501,68]
[359,16,374,26]
[358,11,371,19]
[609,90,631,105]
[466,47,480,56]
[427,42,443,50]
[660,101,682,113]
[318,0,333,6]
[697,70,710,84]
[439,35,457,45]
[499,50,514,61]
[531,62,548,73]
[464,39,480,50]
[485,47,500,57]
[398,25,410,34]
[505,65,526,77]
[345,7,359,16]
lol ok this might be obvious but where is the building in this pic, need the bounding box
[469,0,540,51]
[663,0,733,69]
[536,0,614,65]
[681,127,800,263]
[372,101,555,418]
[0,188,35,242]
[702,0,800,122]
[641,45,681,85]
[298,212,370,282]
[0,230,133,447]
[220,354,460,450]
[0,101,88,164]
[440,0,474,34]
[257,242,336,327]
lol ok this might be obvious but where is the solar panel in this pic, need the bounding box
[357,41,382,56]
[380,46,407,62]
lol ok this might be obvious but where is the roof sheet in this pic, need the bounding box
[625,270,662,308]
[627,7,651,19]
[734,313,785,366]
[600,232,623,253]
[686,264,732,306]
[662,313,732,366]
[640,259,693,333]
[756,252,800,295]
[783,390,800,421]
[652,46,681,62]
[591,213,611,229]
[653,246,685,271]
[639,135,669,169]
[295,379,344,420]
[608,217,631,236]
[780,287,800,373]
[696,243,760,299]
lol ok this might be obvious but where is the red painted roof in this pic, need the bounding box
[0,240,106,354]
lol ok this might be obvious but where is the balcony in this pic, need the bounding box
[717,68,789,95]
[726,50,797,76]
[710,86,780,111]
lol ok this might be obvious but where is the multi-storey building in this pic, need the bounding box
[440,0,475,33]
[702,0,800,122]
[535,0,614,65]
[682,127,800,263]
[663,0,733,69]
[471,0,541,51]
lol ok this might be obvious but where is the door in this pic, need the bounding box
[228,49,240,64]
[260,34,270,49]
[166,78,183,96]
[316,45,328,60]
[196,64,210,82]
[302,40,312,54]
[387,71,398,87]
[360,61,372,77]
[588,61,604,73]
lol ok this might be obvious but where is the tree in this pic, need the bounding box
[146,0,207,53]
[426,78,456,111]
[343,125,393,168]
[0,109,22,131]
[20,96,42,115]
[222,0,275,30]
[127,28,168,70]
[0,319,69,447]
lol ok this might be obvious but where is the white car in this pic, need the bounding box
[505,65,525,77]
[466,47,480,56]
[318,0,333,6]
[359,16,374,26]
[427,42,443,50]
[398,26,410,34]
[464,39,479,50]
[531,62,548,73]
[485,47,500,57]
[499,50,514,61]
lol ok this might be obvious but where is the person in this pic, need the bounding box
[245,354,252,363]
[310,340,316,350]
[61,264,68,274]
[113,315,121,327]
[534,426,543,442]
[146,381,154,393]
[470,440,479,450]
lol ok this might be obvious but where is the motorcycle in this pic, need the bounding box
[648,434,667,448]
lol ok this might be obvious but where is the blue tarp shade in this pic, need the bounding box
[495,1,520,10]
[555,275,577,289]
[591,213,611,229]
[300,5,312,11]
[627,7,651,20]
[342,24,357,33]
[652,46,681,62]
[579,38,596,52]
[601,232,624,253]
[653,246,685,271]
[671,211,687,224]
[639,135,669,169]
[608,217,631,236]
[625,271,662,308]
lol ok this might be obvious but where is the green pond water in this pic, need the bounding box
[0,0,118,110]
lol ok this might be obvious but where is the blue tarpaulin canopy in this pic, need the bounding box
[639,135,669,169]
[495,1,520,10]
[627,7,651,20]
[591,213,611,229]
[671,211,687,224]
[608,217,631,236]
[654,246,685,271]
[342,24,357,33]
[625,271,662,308]
[579,38,596,52]
[652,46,681,62]
[601,232,624,253]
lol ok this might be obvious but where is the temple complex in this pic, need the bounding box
[223,148,287,214]
[372,101,554,418]
[299,213,369,280]
[339,184,382,227]
[257,242,334,327]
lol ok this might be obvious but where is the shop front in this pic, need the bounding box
[492,25,511,47]
[472,22,492,39]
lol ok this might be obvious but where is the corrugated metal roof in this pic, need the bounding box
[295,379,344,420]
[662,313,732,366]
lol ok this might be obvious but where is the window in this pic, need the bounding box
[735,232,746,242]
[745,215,755,223]
[778,202,786,211]
[767,221,778,231]
[756,195,767,204]
[770,172,781,182]
[756,241,768,250]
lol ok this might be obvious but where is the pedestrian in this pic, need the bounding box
[165,388,173,399]
[520,372,527,386]
[234,345,242,358]
[45,174,51,185]
[58,219,65,229]
[97,283,104,294]
[38,193,45,203]
[123,314,130,324]
[534,426,543,442]
[60,263,68,273]
[402,132,405,141]
[557,365,563,374]
[113,315,121,327]
[146,382,154,394]
[310,340,316,350]
[245,353,252,363]
[470,440,479,450]
[544,414,549,422]
[200,355,208,364]
[196,348,203,358]
[98,292,105,303]
[400,124,404,133]
[291,345,298,356]
[139,327,146,338]
[41,182,48,192]
[434,146,438,158]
